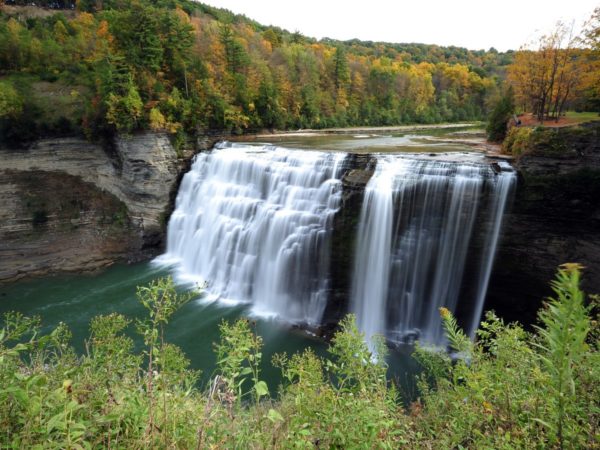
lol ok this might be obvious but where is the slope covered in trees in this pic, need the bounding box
[0,0,512,147]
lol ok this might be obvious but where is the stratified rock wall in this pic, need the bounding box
[0,133,180,282]
[487,122,600,324]
[323,154,376,327]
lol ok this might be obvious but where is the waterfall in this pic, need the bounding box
[351,156,515,345]
[160,141,515,347]
[158,143,346,325]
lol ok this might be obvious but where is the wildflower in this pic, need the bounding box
[439,307,451,319]
[559,262,585,273]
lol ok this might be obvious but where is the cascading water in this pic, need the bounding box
[158,142,346,325]
[160,140,515,348]
[351,156,515,346]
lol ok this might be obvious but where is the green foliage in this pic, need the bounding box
[0,0,509,146]
[0,80,22,119]
[486,87,515,142]
[410,265,598,449]
[1,265,598,447]
[533,263,591,448]
[214,318,268,405]
[503,125,533,155]
[104,77,143,133]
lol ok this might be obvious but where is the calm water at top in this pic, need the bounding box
[242,124,485,154]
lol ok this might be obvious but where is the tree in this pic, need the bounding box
[486,87,514,142]
[582,7,600,51]
[0,81,22,119]
[105,76,143,133]
[508,22,581,122]
[109,3,164,72]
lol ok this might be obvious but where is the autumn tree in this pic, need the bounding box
[578,8,600,112]
[582,7,600,50]
[508,22,582,122]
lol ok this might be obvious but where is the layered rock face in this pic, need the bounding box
[323,154,376,328]
[0,133,180,283]
[487,122,600,324]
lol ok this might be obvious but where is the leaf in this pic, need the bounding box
[267,408,284,422]
[532,417,554,430]
[254,380,268,397]
[47,412,67,433]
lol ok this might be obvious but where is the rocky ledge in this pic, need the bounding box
[0,133,184,283]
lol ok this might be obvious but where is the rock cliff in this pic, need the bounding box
[0,133,181,283]
[487,121,600,324]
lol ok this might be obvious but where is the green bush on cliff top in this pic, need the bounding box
[0,266,598,448]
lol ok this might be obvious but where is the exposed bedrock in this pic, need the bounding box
[486,122,600,325]
[0,133,188,282]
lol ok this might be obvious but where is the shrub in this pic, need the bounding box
[503,126,533,155]
[0,267,597,448]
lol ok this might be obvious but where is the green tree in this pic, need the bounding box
[105,76,143,133]
[109,3,164,72]
[0,81,22,119]
[486,86,515,142]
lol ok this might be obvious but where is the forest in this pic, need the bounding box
[1,1,600,448]
[0,0,517,148]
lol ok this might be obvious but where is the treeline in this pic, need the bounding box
[0,0,511,146]
[0,266,597,448]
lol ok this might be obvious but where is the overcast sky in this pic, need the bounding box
[199,0,598,51]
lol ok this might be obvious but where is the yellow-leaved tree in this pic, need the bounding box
[508,22,584,122]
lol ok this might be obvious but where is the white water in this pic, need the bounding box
[157,143,345,324]
[351,156,515,345]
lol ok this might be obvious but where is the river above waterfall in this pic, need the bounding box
[237,123,493,154]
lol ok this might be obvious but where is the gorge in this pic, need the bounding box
[2,124,599,353]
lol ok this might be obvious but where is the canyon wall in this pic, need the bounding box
[0,133,182,282]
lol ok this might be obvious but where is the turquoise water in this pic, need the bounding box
[0,262,419,396]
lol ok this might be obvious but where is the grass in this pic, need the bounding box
[564,111,600,124]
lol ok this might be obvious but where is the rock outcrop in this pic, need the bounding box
[487,121,600,325]
[0,133,181,283]
[323,154,376,327]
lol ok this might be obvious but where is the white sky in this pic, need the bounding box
[199,0,598,51]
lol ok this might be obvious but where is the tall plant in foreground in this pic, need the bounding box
[410,264,597,449]
[534,263,591,449]
[135,276,193,446]
[214,318,268,406]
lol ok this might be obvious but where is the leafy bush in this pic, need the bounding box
[486,88,515,142]
[0,267,598,448]
[503,126,533,155]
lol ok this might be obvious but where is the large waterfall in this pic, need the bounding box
[159,143,345,324]
[159,142,515,347]
[351,156,515,345]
